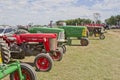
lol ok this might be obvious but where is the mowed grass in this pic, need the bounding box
[2,29,120,80]
[37,30,120,80]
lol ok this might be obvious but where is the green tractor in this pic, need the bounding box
[59,26,89,46]
[0,61,37,80]
[0,44,37,80]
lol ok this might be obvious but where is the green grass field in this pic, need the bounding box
[2,29,120,80]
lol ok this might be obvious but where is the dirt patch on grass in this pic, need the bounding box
[107,29,120,37]
[112,29,120,33]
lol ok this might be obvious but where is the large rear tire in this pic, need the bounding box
[10,63,37,80]
[34,53,53,72]
[0,40,11,63]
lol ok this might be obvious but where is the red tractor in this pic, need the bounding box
[0,33,63,72]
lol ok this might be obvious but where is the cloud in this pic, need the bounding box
[91,0,120,21]
[92,0,120,10]
[0,0,119,25]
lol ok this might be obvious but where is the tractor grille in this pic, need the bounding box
[82,28,87,37]
[57,31,65,42]
[49,38,57,51]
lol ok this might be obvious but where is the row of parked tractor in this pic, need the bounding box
[0,24,105,80]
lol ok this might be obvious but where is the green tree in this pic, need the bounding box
[56,18,92,25]
[105,15,120,25]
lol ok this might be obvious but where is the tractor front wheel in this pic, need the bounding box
[34,53,53,72]
[99,34,105,40]
[10,63,37,80]
[51,49,63,61]
[80,38,89,46]
[61,45,66,54]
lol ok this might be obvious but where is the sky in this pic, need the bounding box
[0,0,120,25]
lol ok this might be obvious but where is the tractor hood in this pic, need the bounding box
[19,33,57,38]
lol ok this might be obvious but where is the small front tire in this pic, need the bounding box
[34,53,53,72]
[51,50,63,61]
[61,45,66,54]
[99,34,105,40]
[80,38,89,46]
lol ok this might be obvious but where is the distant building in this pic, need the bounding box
[58,21,66,26]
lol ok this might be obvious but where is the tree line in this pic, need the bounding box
[56,18,92,25]
[56,15,120,26]
[105,15,120,25]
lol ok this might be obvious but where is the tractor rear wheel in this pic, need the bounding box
[34,53,53,72]
[0,40,11,63]
[80,38,89,46]
[10,63,37,80]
